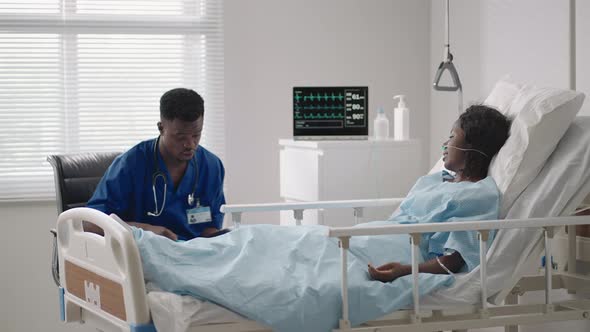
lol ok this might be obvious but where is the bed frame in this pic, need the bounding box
[56,199,590,332]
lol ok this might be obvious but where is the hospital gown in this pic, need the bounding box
[132,172,501,332]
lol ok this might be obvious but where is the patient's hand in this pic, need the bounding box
[368,262,409,282]
[128,222,178,241]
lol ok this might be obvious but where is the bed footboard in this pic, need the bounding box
[56,207,153,332]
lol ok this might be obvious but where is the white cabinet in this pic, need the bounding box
[279,139,423,226]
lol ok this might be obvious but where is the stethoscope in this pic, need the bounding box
[147,136,199,217]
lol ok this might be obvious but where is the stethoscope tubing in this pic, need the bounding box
[147,136,199,217]
[147,172,167,217]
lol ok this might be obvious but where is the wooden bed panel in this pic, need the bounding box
[65,260,127,321]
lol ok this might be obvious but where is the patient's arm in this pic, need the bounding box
[368,251,465,283]
[83,221,107,237]
[83,221,178,241]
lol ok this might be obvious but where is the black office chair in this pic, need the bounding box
[47,152,121,213]
[47,152,121,286]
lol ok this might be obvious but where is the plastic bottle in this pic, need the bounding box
[393,95,410,140]
[373,107,389,140]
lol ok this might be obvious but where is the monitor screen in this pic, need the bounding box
[293,86,368,139]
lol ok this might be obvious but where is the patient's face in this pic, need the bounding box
[442,124,467,172]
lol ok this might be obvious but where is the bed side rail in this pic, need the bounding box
[220,197,405,226]
[326,215,590,329]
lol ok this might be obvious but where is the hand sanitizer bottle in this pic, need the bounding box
[373,107,389,140]
[393,95,410,140]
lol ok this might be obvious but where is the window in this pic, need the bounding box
[0,0,224,200]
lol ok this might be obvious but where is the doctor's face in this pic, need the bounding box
[158,117,203,162]
[442,123,467,172]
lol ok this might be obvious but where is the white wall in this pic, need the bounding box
[0,201,94,332]
[480,0,571,94]
[224,0,432,224]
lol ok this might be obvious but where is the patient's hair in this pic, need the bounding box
[160,88,204,122]
[459,105,511,179]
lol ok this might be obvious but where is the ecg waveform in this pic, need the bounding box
[294,112,345,120]
[294,93,345,103]
[294,104,345,111]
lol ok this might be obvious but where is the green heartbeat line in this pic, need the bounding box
[294,104,345,111]
[295,93,344,102]
[294,113,345,120]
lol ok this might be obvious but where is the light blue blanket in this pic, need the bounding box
[132,172,501,331]
[134,225,453,331]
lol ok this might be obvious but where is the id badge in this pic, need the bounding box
[187,206,212,224]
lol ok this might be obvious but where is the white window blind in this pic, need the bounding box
[0,0,224,201]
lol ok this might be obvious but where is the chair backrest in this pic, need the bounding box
[47,152,121,213]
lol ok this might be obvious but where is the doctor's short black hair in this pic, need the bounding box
[459,104,511,179]
[160,88,204,122]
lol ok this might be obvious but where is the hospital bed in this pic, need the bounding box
[53,115,590,332]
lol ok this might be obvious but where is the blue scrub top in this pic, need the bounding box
[87,138,226,240]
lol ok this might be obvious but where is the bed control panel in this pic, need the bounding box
[84,280,101,309]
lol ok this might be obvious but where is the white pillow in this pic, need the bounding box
[486,79,586,217]
[483,78,522,114]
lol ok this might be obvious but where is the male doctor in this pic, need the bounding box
[87,88,226,240]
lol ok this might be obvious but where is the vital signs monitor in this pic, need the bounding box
[293,86,368,140]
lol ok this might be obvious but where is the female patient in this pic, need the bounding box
[368,104,510,282]
[133,105,511,332]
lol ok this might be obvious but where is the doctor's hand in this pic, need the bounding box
[368,262,410,283]
[200,227,231,238]
[128,222,178,241]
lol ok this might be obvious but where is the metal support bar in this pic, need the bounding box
[339,236,351,329]
[504,292,519,332]
[293,209,304,226]
[231,212,242,228]
[444,0,450,60]
[569,0,576,90]
[568,225,577,294]
[410,233,422,323]
[221,198,404,215]
[544,227,555,313]
[51,228,60,286]
[353,207,364,225]
[479,230,490,317]
[560,273,590,292]
[341,303,590,332]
